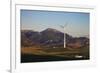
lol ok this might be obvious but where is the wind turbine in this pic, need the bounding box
[59,23,67,48]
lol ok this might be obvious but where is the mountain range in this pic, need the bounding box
[21,28,89,48]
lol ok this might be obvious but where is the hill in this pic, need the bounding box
[21,28,89,48]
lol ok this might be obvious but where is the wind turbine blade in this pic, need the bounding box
[59,24,64,28]
[64,22,68,27]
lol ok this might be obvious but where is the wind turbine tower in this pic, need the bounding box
[59,23,67,48]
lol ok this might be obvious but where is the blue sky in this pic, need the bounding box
[21,10,89,37]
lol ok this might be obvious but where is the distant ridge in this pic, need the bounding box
[21,28,89,48]
[41,28,62,33]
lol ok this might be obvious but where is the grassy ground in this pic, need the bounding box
[21,45,89,63]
